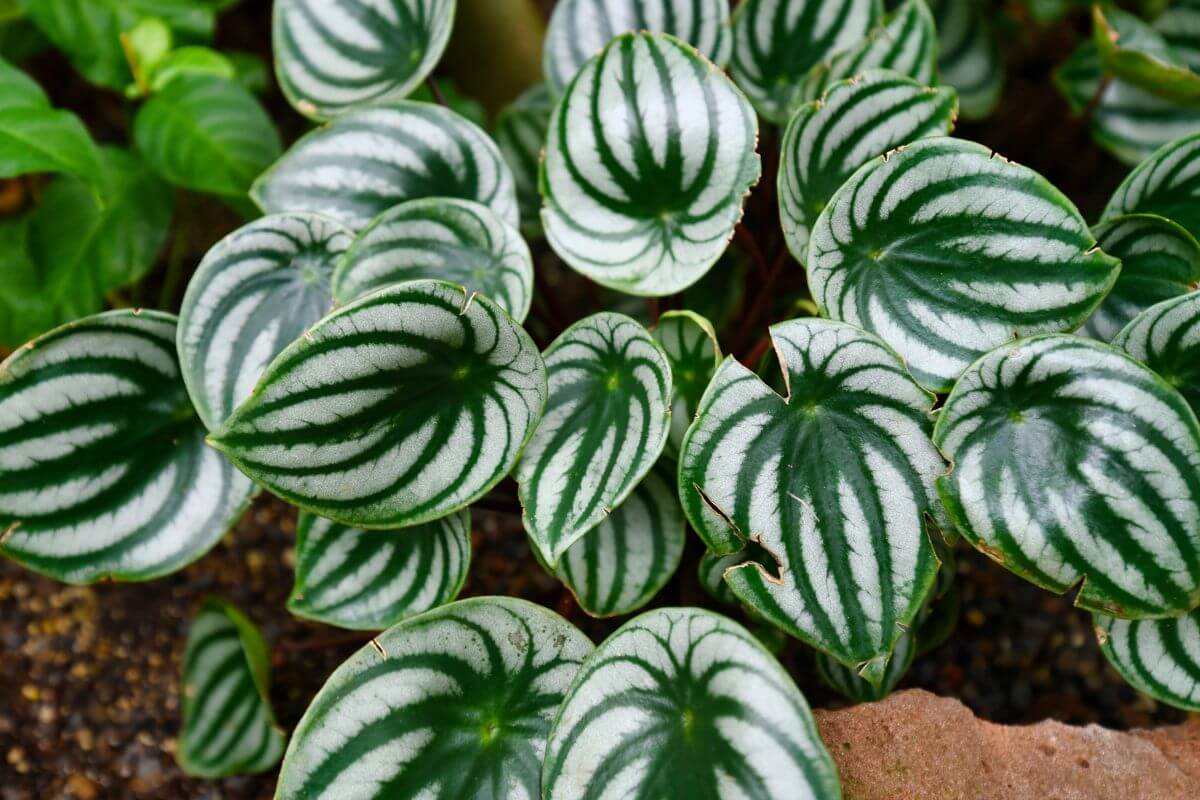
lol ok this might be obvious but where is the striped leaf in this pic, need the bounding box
[288,508,471,630]
[932,0,1003,119]
[1093,4,1200,106]
[0,311,252,584]
[556,460,685,617]
[796,0,939,106]
[251,101,519,230]
[778,69,958,262]
[275,597,593,799]
[1082,215,1200,341]
[816,625,915,702]
[1159,0,1200,71]
[1113,292,1200,415]
[1095,608,1200,711]
[516,313,671,567]
[178,212,353,431]
[542,607,841,800]
[178,598,285,778]
[494,84,553,238]
[540,31,760,297]
[1103,131,1200,239]
[807,136,1121,393]
[934,334,1200,619]
[331,197,533,323]
[698,549,742,606]
[731,0,883,123]
[678,318,944,682]
[651,310,721,459]
[273,0,456,120]
[543,0,733,96]
[209,280,546,529]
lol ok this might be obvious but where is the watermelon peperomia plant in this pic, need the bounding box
[3,0,1200,796]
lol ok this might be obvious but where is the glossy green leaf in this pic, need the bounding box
[541,32,760,296]
[134,74,281,198]
[0,311,253,584]
[778,69,958,262]
[807,136,1121,392]
[275,597,593,799]
[731,0,883,123]
[932,0,1003,119]
[147,46,237,93]
[177,212,353,431]
[210,280,546,529]
[1113,292,1200,415]
[1103,131,1200,238]
[273,0,456,119]
[542,607,841,800]
[0,218,64,348]
[332,197,533,323]
[652,309,721,459]
[253,101,518,230]
[1095,607,1200,711]
[1081,215,1200,341]
[679,318,944,681]
[178,598,284,778]
[816,624,914,702]
[543,0,732,95]
[0,57,102,187]
[494,83,553,238]
[934,334,1200,619]
[288,508,470,630]
[515,313,671,567]
[1093,4,1200,105]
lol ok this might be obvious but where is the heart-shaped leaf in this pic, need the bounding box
[515,312,671,567]
[1082,215,1200,341]
[1103,131,1200,238]
[931,0,1003,119]
[275,597,593,799]
[332,197,534,323]
[543,0,733,95]
[808,136,1121,392]
[494,83,553,238]
[651,309,721,459]
[288,508,470,630]
[542,607,841,799]
[1093,4,1200,105]
[679,318,944,681]
[1113,292,1200,414]
[555,460,685,617]
[209,280,546,528]
[730,0,882,123]
[178,212,353,431]
[0,310,252,584]
[178,598,284,778]
[934,333,1200,619]
[252,101,519,230]
[779,69,958,262]
[540,31,760,296]
[816,624,915,702]
[273,0,457,119]
[1095,607,1200,711]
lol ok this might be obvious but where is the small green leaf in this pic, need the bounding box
[149,45,236,92]
[1095,607,1200,711]
[1103,130,1200,239]
[1113,292,1200,415]
[651,309,721,459]
[124,16,173,92]
[494,83,552,239]
[1093,3,1200,105]
[932,0,1003,119]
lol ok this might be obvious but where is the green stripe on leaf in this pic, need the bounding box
[1103,131,1200,239]
[1113,292,1200,415]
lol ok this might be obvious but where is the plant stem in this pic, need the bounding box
[733,223,770,281]
[735,248,792,354]
[425,75,449,107]
[1082,75,1112,122]
[158,192,191,311]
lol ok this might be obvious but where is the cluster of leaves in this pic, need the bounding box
[2,0,1200,797]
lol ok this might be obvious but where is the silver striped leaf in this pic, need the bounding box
[275,597,593,799]
[543,0,733,96]
[1081,215,1200,342]
[731,0,883,123]
[1113,292,1200,416]
[1095,608,1200,711]
[816,624,915,703]
[542,607,841,800]
[331,197,534,323]
[0,311,252,584]
[932,0,1003,119]
[556,460,685,618]
[288,508,471,630]
[209,280,546,529]
[796,0,939,106]
[678,318,944,683]
[778,69,958,263]
[494,83,553,238]
[540,31,761,297]
[1159,0,1200,72]
[178,212,353,431]
[934,334,1200,619]
[807,136,1121,393]
[251,101,519,230]
[1103,131,1200,240]
[698,549,742,606]
[516,312,671,567]
[273,0,456,120]
[651,309,721,459]
[178,598,285,778]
